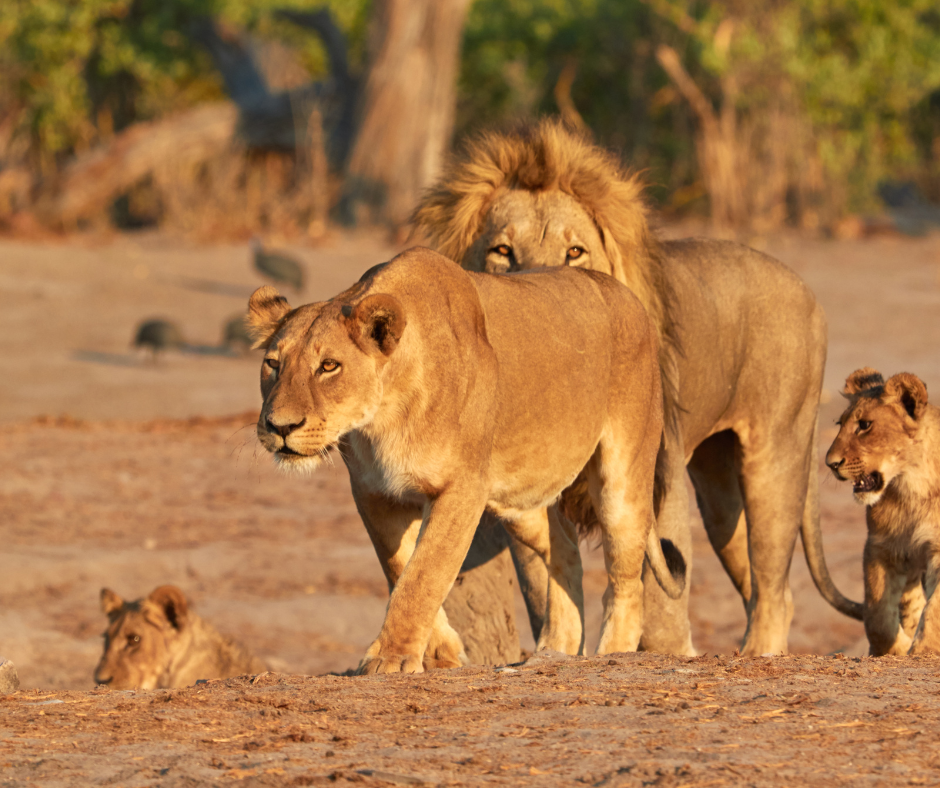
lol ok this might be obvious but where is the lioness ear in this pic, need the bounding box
[884,373,928,421]
[100,588,124,617]
[247,286,292,349]
[842,367,884,397]
[148,585,189,631]
[344,294,407,356]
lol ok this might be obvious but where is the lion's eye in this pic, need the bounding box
[566,246,585,261]
[320,359,340,373]
[127,634,140,647]
[857,420,872,432]
[491,244,512,257]
[264,358,280,371]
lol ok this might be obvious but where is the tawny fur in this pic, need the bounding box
[248,248,682,673]
[412,118,857,657]
[827,370,940,656]
[94,585,267,690]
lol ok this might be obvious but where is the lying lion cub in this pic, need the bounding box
[248,247,684,674]
[94,585,267,689]
[826,368,940,656]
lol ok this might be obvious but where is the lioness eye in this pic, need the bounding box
[127,634,140,646]
[491,244,512,257]
[566,246,585,261]
[264,358,280,371]
[857,420,872,432]
[320,359,339,373]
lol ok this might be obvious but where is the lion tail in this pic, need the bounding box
[644,529,686,600]
[801,422,864,621]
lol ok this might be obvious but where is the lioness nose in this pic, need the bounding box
[826,456,844,472]
[266,416,306,437]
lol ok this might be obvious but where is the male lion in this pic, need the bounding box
[248,247,684,673]
[826,368,940,656]
[413,119,861,655]
[94,585,267,689]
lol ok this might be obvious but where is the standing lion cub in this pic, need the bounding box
[248,247,684,675]
[94,585,267,689]
[826,368,940,656]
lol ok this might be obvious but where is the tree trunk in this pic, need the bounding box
[655,44,744,230]
[444,515,522,666]
[341,0,472,227]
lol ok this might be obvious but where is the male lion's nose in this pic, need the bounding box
[266,416,306,437]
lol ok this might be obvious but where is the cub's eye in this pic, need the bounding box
[857,419,872,432]
[264,358,280,371]
[320,359,340,373]
[491,244,512,257]
[127,634,140,647]
[566,246,585,261]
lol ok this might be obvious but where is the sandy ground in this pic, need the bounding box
[2,226,940,784]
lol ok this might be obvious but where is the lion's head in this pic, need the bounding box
[412,118,679,425]
[94,585,191,690]
[826,368,929,505]
[246,280,408,474]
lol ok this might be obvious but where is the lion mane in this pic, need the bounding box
[412,119,681,431]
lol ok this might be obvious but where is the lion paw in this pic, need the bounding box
[356,652,424,676]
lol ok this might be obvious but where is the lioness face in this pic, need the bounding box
[826,370,928,505]
[248,287,407,474]
[465,190,612,275]
[95,588,175,690]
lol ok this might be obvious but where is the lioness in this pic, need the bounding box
[826,368,940,656]
[94,585,266,689]
[413,119,860,655]
[248,247,683,673]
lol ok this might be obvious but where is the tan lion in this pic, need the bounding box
[826,368,940,656]
[94,585,267,689]
[248,247,684,673]
[413,119,861,655]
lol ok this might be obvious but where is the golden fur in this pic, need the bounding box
[414,120,680,431]
[248,248,684,673]
[827,369,940,655]
[94,585,266,689]
[413,119,857,657]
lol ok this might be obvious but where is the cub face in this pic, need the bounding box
[94,586,188,690]
[465,190,613,275]
[826,368,928,505]
[247,285,407,473]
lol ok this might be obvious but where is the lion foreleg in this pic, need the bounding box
[358,487,487,675]
[504,508,584,655]
[908,560,940,656]
[863,541,910,656]
[899,576,927,640]
[349,484,468,672]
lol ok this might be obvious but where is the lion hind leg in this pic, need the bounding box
[504,508,584,655]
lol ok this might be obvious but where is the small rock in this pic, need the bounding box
[0,657,20,694]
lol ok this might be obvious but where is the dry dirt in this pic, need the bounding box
[2,226,940,785]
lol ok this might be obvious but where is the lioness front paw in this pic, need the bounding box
[356,653,424,675]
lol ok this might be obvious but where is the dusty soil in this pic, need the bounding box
[2,226,940,784]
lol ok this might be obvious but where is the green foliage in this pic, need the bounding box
[0,0,369,169]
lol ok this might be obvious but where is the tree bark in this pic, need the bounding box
[341,0,473,227]
[655,44,744,230]
[444,515,522,666]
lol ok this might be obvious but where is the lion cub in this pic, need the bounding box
[248,247,684,675]
[826,368,940,656]
[94,585,267,689]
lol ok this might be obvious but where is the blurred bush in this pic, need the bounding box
[1,0,938,231]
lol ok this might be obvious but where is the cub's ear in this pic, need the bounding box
[842,367,884,397]
[344,294,407,356]
[247,286,292,349]
[148,585,189,631]
[884,373,928,421]
[100,588,124,617]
